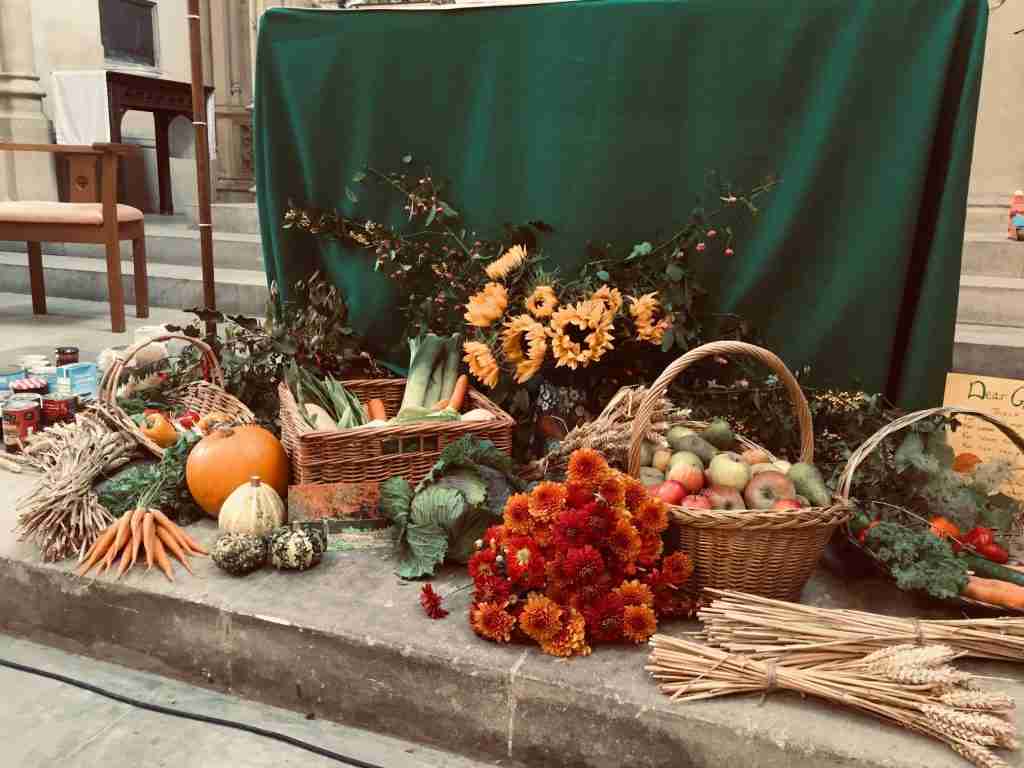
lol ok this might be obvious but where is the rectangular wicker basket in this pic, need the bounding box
[278,378,515,485]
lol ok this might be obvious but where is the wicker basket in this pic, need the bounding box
[279,378,515,485]
[837,406,1024,565]
[626,341,852,600]
[98,333,254,458]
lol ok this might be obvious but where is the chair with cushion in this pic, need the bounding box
[0,142,148,333]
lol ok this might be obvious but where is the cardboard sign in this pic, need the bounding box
[942,373,1024,502]
[288,482,384,527]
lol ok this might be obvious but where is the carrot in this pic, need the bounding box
[367,398,387,421]
[150,510,206,556]
[143,512,156,571]
[448,374,469,413]
[116,547,133,580]
[151,535,175,583]
[77,524,117,577]
[158,515,208,557]
[156,525,194,576]
[101,512,132,575]
[963,576,1024,611]
[431,399,448,411]
[127,508,145,570]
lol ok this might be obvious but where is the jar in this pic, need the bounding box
[55,347,79,366]
[9,377,49,396]
[0,365,25,391]
[28,365,59,394]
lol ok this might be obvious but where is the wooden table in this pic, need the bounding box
[106,71,214,215]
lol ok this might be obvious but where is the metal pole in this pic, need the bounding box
[187,0,216,336]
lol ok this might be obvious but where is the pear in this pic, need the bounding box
[701,419,735,450]
[673,434,718,465]
[666,426,696,451]
[639,440,656,467]
[639,467,665,488]
[787,463,831,507]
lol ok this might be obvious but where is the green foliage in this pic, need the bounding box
[864,521,969,600]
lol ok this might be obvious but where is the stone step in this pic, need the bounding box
[965,204,1013,234]
[0,251,268,316]
[953,323,1024,379]
[956,275,1024,327]
[961,232,1024,278]
[186,202,261,234]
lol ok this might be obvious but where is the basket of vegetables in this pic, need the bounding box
[99,334,255,458]
[627,341,852,600]
[278,334,515,485]
[838,407,1024,613]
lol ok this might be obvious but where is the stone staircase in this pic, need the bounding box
[954,204,1024,379]
[0,204,268,316]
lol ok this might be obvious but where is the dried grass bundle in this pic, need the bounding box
[699,590,1024,665]
[648,635,1018,768]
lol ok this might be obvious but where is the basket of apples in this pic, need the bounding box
[627,341,852,600]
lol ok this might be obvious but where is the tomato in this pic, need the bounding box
[964,527,994,548]
[975,541,1009,564]
[857,520,882,545]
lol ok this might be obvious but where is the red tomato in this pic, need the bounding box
[857,520,882,545]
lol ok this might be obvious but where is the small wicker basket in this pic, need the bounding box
[626,341,852,600]
[278,378,515,485]
[98,333,254,458]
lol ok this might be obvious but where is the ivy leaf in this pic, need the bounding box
[425,208,438,227]
[345,186,359,204]
[596,270,610,282]
[529,220,555,233]
[627,241,653,262]
[661,327,676,352]
[401,154,413,164]
[352,171,367,183]
[666,264,684,282]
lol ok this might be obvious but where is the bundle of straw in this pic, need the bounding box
[648,635,1018,768]
[699,590,1024,665]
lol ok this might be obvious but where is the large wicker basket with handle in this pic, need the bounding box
[278,377,515,485]
[627,341,852,599]
[98,333,254,458]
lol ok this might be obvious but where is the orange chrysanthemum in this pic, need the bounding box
[661,552,694,586]
[615,579,655,608]
[629,292,670,344]
[485,244,527,281]
[530,518,554,548]
[633,498,669,535]
[608,518,643,563]
[463,341,500,389]
[525,285,558,319]
[503,493,533,535]
[638,534,664,566]
[464,282,508,327]
[548,300,615,369]
[529,481,567,523]
[621,604,658,644]
[471,602,516,643]
[519,593,563,643]
[501,314,548,384]
[540,607,591,657]
[622,475,650,512]
[595,473,625,507]
[566,448,611,491]
[591,284,623,315]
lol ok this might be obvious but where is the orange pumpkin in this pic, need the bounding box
[186,425,289,518]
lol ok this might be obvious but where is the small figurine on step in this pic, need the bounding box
[1010,189,1024,241]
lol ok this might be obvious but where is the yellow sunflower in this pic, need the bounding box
[464,282,509,328]
[501,314,548,384]
[525,285,558,319]
[629,292,670,344]
[591,284,623,315]
[485,244,527,281]
[548,299,615,369]
[463,341,500,389]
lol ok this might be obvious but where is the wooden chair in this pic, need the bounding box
[0,142,149,333]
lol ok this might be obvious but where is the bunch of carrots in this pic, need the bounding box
[76,508,208,582]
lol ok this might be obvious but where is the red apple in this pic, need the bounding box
[704,485,745,511]
[668,463,705,493]
[743,471,797,510]
[772,498,802,511]
[656,480,686,505]
[682,494,712,510]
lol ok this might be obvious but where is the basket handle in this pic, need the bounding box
[627,341,814,475]
[836,406,1024,500]
[99,333,223,405]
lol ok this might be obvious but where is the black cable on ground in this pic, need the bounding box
[0,657,384,768]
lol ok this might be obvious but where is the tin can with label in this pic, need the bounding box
[42,393,77,426]
[3,395,42,453]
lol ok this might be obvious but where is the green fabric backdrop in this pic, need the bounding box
[255,0,987,408]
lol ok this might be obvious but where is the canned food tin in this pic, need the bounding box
[0,365,25,390]
[42,393,77,426]
[28,365,59,393]
[55,347,79,366]
[9,377,48,396]
[3,396,42,453]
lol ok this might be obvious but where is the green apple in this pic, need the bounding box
[669,451,704,472]
[708,452,751,491]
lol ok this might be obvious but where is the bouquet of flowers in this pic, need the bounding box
[467,447,694,657]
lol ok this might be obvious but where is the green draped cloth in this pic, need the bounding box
[255,0,987,408]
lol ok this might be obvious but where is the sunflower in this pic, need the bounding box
[519,593,563,643]
[470,602,516,642]
[566,448,611,490]
[548,299,615,369]
[621,604,658,644]
[608,518,643,564]
[661,552,694,586]
[501,314,548,384]
[591,284,623,315]
[463,341,500,389]
[622,475,650,512]
[529,481,567,523]
[540,608,591,657]
[503,493,533,535]
[464,282,508,327]
[525,285,558,319]
[614,579,655,608]
[485,244,528,281]
[633,498,669,535]
[629,292,670,344]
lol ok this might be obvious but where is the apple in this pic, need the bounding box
[743,471,797,510]
[669,450,704,472]
[655,480,686,505]
[707,452,751,491]
[704,485,745,511]
[749,463,777,476]
[741,448,772,466]
[681,494,712,510]
[772,498,802,511]
[668,462,705,493]
[652,449,673,473]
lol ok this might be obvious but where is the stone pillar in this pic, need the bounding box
[0,0,57,201]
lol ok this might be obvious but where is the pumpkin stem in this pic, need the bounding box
[249,476,261,488]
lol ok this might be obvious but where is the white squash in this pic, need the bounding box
[302,403,338,431]
[218,476,286,536]
[461,408,494,422]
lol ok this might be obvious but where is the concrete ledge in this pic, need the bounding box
[0,469,1020,768]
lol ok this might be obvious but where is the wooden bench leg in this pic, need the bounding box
[132,237,149,319]
[104,237,126,333]
[27,242,46,315]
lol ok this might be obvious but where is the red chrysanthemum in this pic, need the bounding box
[565,481,595,510]
[553,507,593,550]
[582,502,617,544]
[559,545,606,586]
[468,548,499,581]
[608,518,642,564]
[614,579,655,608]
[622,475,650,511]
[622,604,658,644]
[530,518,554,549]
[529,481,567,523]
[637,534,664,567]
[505,536,546,588]
[474,575,513,605]
[595,472,625,507]
[584,591,625,642]
[633,498,669,535]
[482,524,506,550]
[471,602,516,642]
[661,552,694,586]
[420,584,449,619]
[518,592,564,643]
[566,448,610,491]
[503,493,532,534]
